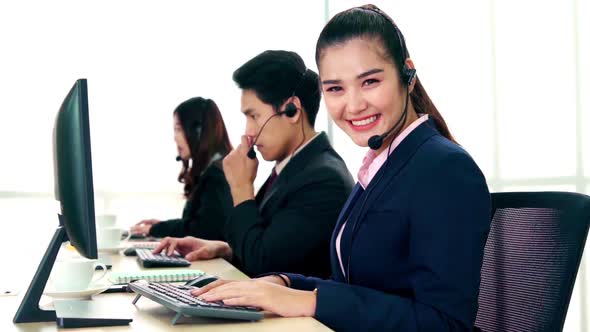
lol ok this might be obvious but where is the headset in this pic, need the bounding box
[364,5,417,150]
[247,69,308,159]
[345,5,417,283]
[175,98,206,162]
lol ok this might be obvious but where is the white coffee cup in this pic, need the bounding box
[96,214,117,228]
[97,226,130,249]
[51,258,108,291]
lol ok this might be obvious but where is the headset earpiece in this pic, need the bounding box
[194,125,202,139]
[280,69,307,118]
[402,65,416,86]
[193,99,210,141]
[190,119,203,143]
[283,102,298,117]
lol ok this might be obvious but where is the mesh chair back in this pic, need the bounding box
[475,192,590,332]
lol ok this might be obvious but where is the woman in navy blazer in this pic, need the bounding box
[192,5,491,331]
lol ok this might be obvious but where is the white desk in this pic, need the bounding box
[1,249,332,331]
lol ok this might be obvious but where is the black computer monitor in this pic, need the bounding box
[14,79,98,323]
[53,79,97,259]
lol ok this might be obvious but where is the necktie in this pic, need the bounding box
[264,168,278,197]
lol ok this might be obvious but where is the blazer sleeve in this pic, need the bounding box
[283,273,323,291]
[149,218,184,238]
[225,175,350,277]
[149,166,232,240]
[307,153,491,331]
[182,168,232,240]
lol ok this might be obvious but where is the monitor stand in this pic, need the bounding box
[13,215,132,327]
[54,300,132,328]
[13,223,66,323]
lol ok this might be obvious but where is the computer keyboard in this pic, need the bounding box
[136,248,191,268]
[131,242,159,250]
[129,280,263,324]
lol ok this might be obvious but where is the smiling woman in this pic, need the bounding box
[190,5,492,331]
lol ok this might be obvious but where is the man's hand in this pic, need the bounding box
[130,219,160,235]
[153,236,232,261]
[223,135,258,206]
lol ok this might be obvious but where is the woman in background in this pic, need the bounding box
[131,97,233,240]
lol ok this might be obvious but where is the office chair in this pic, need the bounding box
[475,191,590,332]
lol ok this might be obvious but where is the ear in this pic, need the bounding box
[405,58,417,93]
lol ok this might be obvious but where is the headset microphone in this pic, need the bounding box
[246,147,257,160]
[247,144,256,159]
[367,66,416,150]
[368,123,399,150]
[175,156,182,162]
[247,106,297,159]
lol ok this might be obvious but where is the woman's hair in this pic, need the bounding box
[174,97,233,198]
[315,4,456,143]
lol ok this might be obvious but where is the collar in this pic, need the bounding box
[275,132,321,175]
[358,114,429,189]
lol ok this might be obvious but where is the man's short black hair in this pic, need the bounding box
[233,50,321,126]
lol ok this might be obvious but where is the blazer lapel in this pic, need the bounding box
[258,132,332,211]
[331,183,364,281]
[339,119,440,280]
[333,184,364,233]
[255,173,273,205]
[258,172,286,212]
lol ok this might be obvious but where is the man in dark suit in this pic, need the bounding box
[155,50,354,278]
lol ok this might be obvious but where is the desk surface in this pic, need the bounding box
[2,248,332,332]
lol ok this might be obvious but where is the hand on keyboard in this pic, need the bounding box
[153,237,232,261]
[195,279,315,318]
[129,281,263,322]
[136,248,190,268]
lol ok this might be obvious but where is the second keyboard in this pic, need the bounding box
[136,248,191,268]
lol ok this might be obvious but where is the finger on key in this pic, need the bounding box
[153,237,170,254]
[167,239,178,256]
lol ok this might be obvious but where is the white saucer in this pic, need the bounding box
[44,283,111,300]
[97,245,126,254]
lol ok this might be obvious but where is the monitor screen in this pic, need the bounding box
[53,78,97,259]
